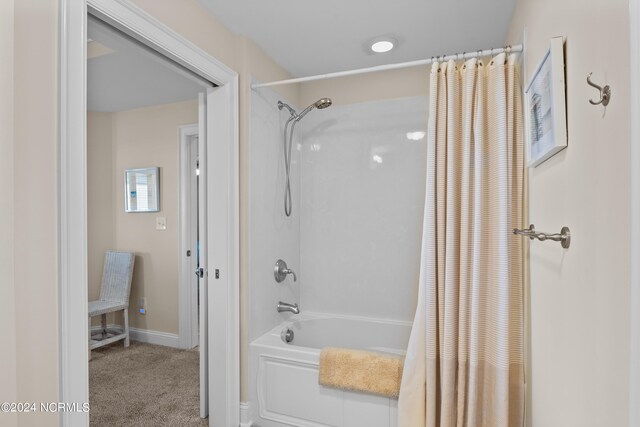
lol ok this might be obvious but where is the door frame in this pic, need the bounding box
[58,1,240,425]
[179,124,200,349]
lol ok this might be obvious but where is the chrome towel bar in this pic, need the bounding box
[513,224,571,249]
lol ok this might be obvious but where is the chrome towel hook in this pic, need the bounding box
[587,72,611,106]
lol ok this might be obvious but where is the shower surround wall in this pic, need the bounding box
[299,97,427,321]
[250,92,427,331]
[249,84,301,341]
[249,93,427,332]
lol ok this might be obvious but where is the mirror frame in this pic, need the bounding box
[124,166,160,213]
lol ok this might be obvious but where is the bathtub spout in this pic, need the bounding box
[277,301,300,314]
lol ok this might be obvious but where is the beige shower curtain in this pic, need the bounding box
[398,53,525,427]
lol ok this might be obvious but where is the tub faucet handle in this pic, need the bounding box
[283,268,297,281]
[274,259,297,282]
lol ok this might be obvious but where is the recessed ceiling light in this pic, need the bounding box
[369,37,396,54]
[371,40,394,53]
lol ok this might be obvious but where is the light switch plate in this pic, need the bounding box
[156,217,166,230]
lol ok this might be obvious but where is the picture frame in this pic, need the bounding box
[524,36,567,167]
[124,167,160,212]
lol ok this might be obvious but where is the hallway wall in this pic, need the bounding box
[87,100,198,335]
[113,100,198,334]
[88,112,115,306]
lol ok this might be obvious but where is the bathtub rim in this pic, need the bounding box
[250,311,412,354]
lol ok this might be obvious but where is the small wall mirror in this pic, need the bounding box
[124,167,159,212]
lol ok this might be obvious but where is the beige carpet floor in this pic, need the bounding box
[89,341,208,426]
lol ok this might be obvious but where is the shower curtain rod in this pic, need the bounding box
[251,44,523,89]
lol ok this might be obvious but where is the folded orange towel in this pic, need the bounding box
[318,347,404,399]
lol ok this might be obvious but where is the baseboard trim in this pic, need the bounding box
[130,327,180,348]
[240,401,253,427]
[91,324,180,348]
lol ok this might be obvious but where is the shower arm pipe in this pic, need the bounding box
[251,44,523,89]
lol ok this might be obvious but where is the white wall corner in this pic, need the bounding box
[240,401,253,427]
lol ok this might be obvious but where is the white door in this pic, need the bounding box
[200,83,239,426]
[198,92,209,419]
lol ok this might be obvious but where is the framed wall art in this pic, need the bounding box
[524,36,567,167]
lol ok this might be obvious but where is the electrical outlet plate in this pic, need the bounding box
[138,297,147,315]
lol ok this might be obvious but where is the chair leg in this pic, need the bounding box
[101,314,107,337]
[88,316,92,361]
[123,308,130,347]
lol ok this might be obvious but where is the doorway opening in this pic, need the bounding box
[86,15,210,424]
[59,1,240,426]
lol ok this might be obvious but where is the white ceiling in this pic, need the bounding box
[198,0,517,78]
[88,17,211,113]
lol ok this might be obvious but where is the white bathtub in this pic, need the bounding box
[248,313,411,427]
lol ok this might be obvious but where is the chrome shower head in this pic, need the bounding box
[296,97,333,121]
[314,98,332,109]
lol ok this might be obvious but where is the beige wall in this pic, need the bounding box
[507,1,631,426]
[113,100,198,333]
[88,112,115,306]
[0,0,17,426]
[12,0,60,425]
[300,66,427,107]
